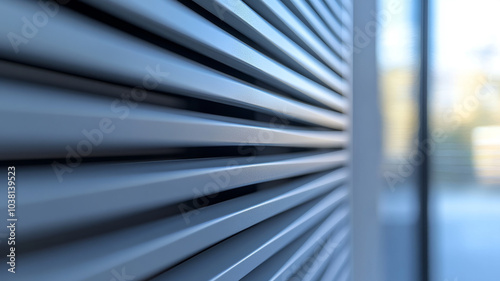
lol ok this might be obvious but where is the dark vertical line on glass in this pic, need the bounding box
[418,0,430,281]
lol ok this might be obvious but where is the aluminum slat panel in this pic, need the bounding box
[309,0,349,45]
[192,0,345,93]
[0,0,347,113]
[242,210,349,281]
[270,218,349,281]
[14,160,347,238]
[290,229,349,281]
[80,0,348,111]
[287,0,349,60]
[0,53,348,131]
[325,0,353,32]
[0,0,353,279]
[319,247,350,281]
[0,79,347,160]
[240,220,324,281]
[154,187,348,281]
[337,265,351,281]
[246,0,347,78]
[6,173,345,281]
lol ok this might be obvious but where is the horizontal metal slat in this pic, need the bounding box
[4,54,348,130]
[242,209,349,281]
[153,186,348,281]
[0,79,347,160]
[270,216,349,281]
[291,228,349,281]
[325,0,352,32]
[309,0,349,45]
[240,219,324,281]
[0,1,347,114]
[0,58,348,131]
[0,0,353,279]
[6,171,346,281]
[246,0,347,78]
[337,265,351,281]
[319,247,350,281]
[80,0,347,111]
[339,0,353,17]
[286,0,349,60]
[12,151,347,237]
[192,0,345,94]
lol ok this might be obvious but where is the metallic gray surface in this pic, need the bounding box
[0,0,353,279]
[82,0,348,111]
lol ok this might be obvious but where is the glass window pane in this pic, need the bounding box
[430,0,500,280]
[378,0,420,280]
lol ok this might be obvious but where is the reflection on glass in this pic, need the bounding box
[430,0,500,280]
[378,0,420,280]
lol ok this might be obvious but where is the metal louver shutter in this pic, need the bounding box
[0,0,352,280]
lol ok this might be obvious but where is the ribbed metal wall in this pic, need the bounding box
[0,0,352,280]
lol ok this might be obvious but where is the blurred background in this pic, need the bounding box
[378,0,500,280]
